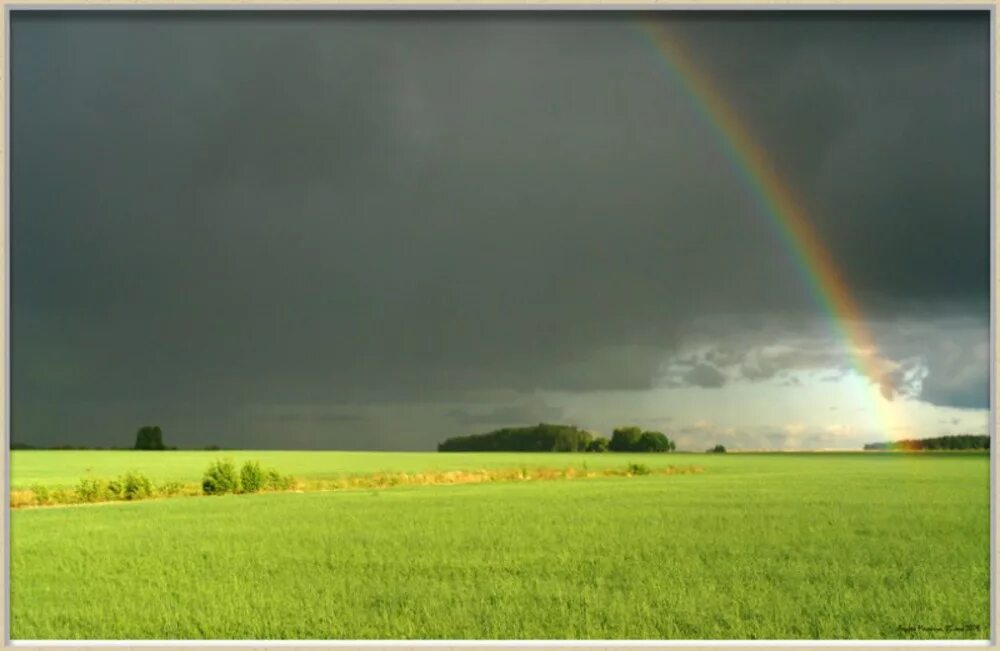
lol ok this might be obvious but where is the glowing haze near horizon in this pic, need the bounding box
[11,11,990,451]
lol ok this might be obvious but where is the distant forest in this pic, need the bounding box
[437,424,676,453]
[863,434,989,451]
[438,424,596,452]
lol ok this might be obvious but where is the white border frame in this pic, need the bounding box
[0,3,995,649]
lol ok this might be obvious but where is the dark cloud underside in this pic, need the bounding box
[11,11,989,448]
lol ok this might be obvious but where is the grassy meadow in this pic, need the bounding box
[9,450,991,640]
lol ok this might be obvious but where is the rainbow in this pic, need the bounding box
[637,18,909,440]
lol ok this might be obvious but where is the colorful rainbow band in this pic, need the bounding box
[638,18,906,440]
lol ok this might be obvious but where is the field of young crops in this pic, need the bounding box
[9,451,991,640]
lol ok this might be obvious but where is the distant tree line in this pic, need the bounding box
[438,423,676,453]
[11,426,221,451]
[437,423,595,452]
[863,434,989,451]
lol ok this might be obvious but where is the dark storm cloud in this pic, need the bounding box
[272,410,365,424]
[659,12,990,312]
[447,398,565,427]
[10,11,989,448]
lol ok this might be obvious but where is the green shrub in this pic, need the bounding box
[106,479,123,499]
[74,474,155,503]
[30,484,50,506]
[75,478,108,503]
[203,460,240,495]
[240,461,265,493]
[50,488,72,504]
[266,469,293,491]
[202,459,240,495]
[709,444,727,453]
[159,481,185,497]
[626,462,651,476]
[119,471,153,500]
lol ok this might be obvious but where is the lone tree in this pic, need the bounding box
[708,444,727,453]
[134,426,166,450]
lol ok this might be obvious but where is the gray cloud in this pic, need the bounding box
[667,314,987,407]
[880,316,989,409]
[269,410,366,424]
[737,344,847,383]
[682,363,728,389]
[10,11,988,448]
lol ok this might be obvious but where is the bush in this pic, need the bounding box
[73,474,154,503]
[50,488,72,504]
[119,471,154,500]
[75,478,108,503]
[159,481,185,497]
[30,484,51,505]
[106,478,123,499]
[626,462,651,476]
[240,461,265,493]
[709,444,727,453]
[266,469,293,491]
[202,459,240,495]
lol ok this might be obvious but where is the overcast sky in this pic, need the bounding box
[11,11,990,450]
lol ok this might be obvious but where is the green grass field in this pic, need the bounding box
[9,451,991,640]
